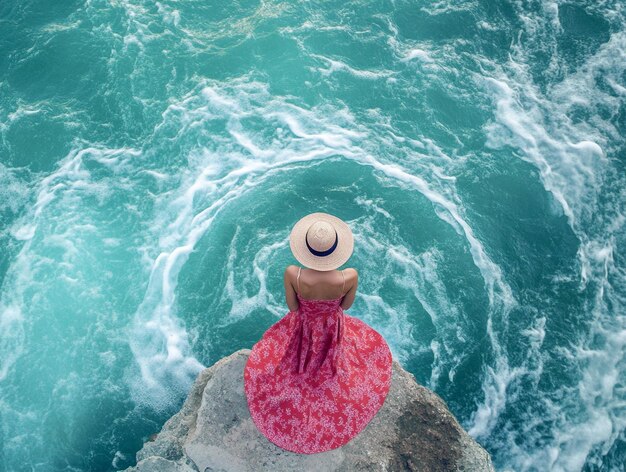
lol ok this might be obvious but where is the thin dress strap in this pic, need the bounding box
[297,267,301,295]
[341,269,345,296]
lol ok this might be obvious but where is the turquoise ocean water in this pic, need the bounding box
[1,1,625,470]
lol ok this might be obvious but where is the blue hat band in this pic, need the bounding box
[306,231,338,257]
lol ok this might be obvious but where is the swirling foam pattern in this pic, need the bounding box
[0,0,624,470]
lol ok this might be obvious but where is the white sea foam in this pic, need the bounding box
[156,2,180,27]
[352,233,429,363]
[0,304,25,382]
[401,48,433,63]
[385,18,439,71]
[0,144,146,405]
[387,245,470,389]
[419,0,476,16]
[0,164,30,217]
[0,147,95,381]
[476,4,626,469]
[309,53,396,80]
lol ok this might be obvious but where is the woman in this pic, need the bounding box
[244,212,393,454]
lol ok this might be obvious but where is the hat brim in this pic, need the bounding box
[289,212,354,271]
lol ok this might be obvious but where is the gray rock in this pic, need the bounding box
[124,349,494,472]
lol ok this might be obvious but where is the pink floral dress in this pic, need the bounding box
[244,267,392,454]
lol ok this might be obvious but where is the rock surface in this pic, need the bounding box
[124,349,495,472]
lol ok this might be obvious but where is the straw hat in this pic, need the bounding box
[289,212,354,271]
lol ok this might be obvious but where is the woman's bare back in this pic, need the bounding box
[285,265,358,311]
